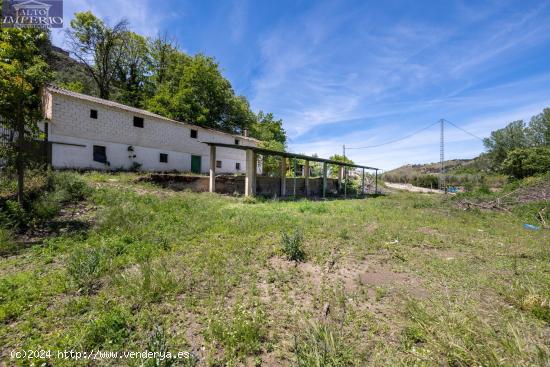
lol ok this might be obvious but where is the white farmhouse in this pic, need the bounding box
[40,85,259,173]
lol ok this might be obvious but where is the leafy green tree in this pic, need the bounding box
[65,11,128,99]
[526,108,550,146]
[147,53,256,132]
[0,28,51,203]
[148,33,179,89]
[483,120,528,168]
[249,111,287,175]
[483,109,550,173]
[501,146,550,178]
[114,32,150,107]
[250,111,287,145]
[328,154,354,178]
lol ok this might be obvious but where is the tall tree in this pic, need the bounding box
[149,33,179,88]
[526,108,550,146]
[115,32,150,107]
[147,53,255,132]
[0,28,51,204]
[65,11,128,99]
[483,120,528,168]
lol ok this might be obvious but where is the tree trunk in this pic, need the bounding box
[16,104,25,205]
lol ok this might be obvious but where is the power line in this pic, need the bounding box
[443,119,485,142]
[346,120,441,149]
[346,118,484,150]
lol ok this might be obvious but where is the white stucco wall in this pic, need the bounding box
[46,91,257,173]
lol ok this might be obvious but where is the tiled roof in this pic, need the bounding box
[44,85,260,142]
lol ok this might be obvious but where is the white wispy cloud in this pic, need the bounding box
[248,1,550,169]
[51,0,165,46]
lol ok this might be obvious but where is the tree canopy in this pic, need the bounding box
[483,108,549,176]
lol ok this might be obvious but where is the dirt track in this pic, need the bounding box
[384,182,444,193]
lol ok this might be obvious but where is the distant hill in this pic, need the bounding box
[385,155,491,176]
[46,45,97,96]
[382,154,502,188]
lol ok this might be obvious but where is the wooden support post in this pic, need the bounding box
[322,162,327,198]
[361,167,365,196]
[280,158,286,197]
[375,169,378,194]
[304,160,310,197]
[209,145,216,193]
[245,149,256,197]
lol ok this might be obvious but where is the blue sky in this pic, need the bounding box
[52,0,550,170]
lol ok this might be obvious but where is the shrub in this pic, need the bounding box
[1,200,27,228]
[31,190,64,220]
[67,245,105,294]
[501,146,550,178]
[281,229,305,262]
[46,171,91,202]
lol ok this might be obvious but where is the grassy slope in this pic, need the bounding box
[1,172,549,366]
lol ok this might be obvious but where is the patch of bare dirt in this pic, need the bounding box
[266,255,427,300]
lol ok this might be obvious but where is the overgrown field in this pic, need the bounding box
[1,172,549,366]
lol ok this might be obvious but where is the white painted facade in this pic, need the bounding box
[41,86,258,173]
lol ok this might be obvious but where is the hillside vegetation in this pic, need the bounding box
[1,172,549,366]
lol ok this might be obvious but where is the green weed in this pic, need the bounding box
[66,245,106,294]
[293,321,354,366]
[281,229,305,262]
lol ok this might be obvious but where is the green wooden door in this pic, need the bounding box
[191,155,201,173]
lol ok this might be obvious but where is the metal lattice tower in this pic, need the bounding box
[439,119,445,191]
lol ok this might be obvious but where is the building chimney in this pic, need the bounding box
[243,129,249,137]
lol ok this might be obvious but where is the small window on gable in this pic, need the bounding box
[236,162,241,170]
[90,109,98,119]
[93,145,107,163]
[190,129,198,139]
[133,116,144,128]
[234,139,240,145]
[216,160,222,168]
[160,153,168,163]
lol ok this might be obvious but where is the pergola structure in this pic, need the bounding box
[204,142,380,197]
